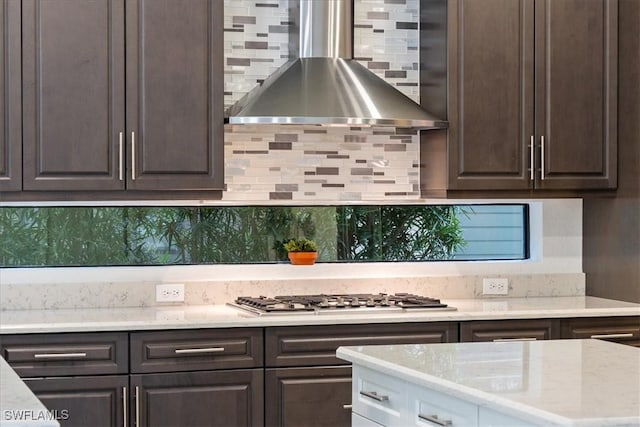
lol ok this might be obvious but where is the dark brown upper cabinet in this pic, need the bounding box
[9,0,223,195]
[21,0,125,191]
[0,0,21,192]
[421,0,618,196]
[125,0,223,191]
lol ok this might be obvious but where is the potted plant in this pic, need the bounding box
[283,238,318,265]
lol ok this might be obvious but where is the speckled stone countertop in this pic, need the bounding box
[0,357,59,427]
[0,297,638,334]
[337,339,640,426]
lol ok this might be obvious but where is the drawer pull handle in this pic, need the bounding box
[342,404,352,410]
[131,131,136,181]
[360,390,389,402]
[118,132,124,181]
[135,386,140,427]
[493,338,537,342]
[540,135,545,180]
[174,347,225,354]
[590,333,634,339]
[418,413,453,426]
[122,387,128,427]
[529,135,534,181]
[33,352,87,359]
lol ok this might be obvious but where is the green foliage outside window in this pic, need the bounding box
[0,206,465,267]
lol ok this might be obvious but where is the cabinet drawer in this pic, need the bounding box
[460,319,559,342]
[266,323,458,367]
[560,316,640,347]
[352,412,384,427]
[130,328,263,373]
[352,366,407,427]
[0,332,128,377]
[407,383,477,427]
[479,406,538,427]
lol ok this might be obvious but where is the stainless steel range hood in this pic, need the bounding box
[226,0,447,128]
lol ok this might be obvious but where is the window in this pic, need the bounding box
[0,205,527,267]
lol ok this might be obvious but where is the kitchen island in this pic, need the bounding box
[337,339,640,426]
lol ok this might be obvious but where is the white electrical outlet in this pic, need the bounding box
[482,278,509,295]
[156,283,185,302]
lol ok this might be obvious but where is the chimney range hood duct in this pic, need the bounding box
[226,0,447,128]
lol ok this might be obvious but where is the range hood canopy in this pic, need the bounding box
[226,0,447,129]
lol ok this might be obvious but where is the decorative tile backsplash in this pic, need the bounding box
[224,124,420,201]
[223,0,422,201]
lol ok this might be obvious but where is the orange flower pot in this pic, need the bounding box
[287,252,318,265]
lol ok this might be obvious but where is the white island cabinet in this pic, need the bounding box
[337,339,640,427]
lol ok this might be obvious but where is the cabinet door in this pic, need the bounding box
[125,0,223,191]
[535,0,618,190]
[448,0,535,191]
[22,0,125,191]
[24,375,128,427]
[0,0,21,191]
[265,366,352,427]
[131,369,263,427]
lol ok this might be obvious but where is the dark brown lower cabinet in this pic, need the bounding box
[130,369,264,427]
[265,322,458,427]
[459,319,560,342]
[24,375,128,427]
[265,366,352,427]
[560,316,640,347]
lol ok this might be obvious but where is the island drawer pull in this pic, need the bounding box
[418,413,453,426]
[342,404,352,410]
[359,390,389,402]
[493,337,537,342]
[590,333,634,339]
[33,352,88,359]
[174,347,225,354]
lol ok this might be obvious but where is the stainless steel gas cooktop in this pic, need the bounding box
[228,293,456,316]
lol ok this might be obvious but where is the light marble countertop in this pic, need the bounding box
[0,358,59,427]
[0,296,638,334]
[337,339,640,426]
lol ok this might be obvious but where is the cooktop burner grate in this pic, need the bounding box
[229,293,455,315]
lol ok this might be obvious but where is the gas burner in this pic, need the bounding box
[234,296,315,313]
[229,293,456,316]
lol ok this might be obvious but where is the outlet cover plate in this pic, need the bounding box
[482,278,509,295]
[156,283,185,302]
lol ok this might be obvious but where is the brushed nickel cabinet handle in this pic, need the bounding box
[118,132,124,181]
[122,387,127,427]
[590,333,634,339]
[540,135,545,180]
[493,338,537,342]
[33,352,87,359]
[359,390,389,402]
[529,135,534,181]
[135,386,140,427]
[418,413,453,426]
[131,132,136,181]
[342,404,352,410]
[174,347,225,354]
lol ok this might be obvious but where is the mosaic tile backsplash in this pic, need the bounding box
[223,0,422,201]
